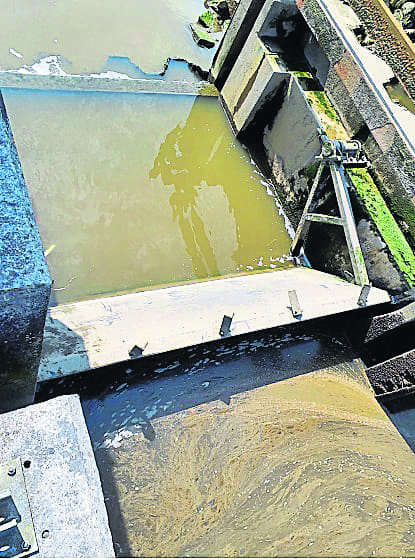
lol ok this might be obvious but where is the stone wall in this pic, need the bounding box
[0,91,51,412]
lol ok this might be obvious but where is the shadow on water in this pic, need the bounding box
[36,317,358,556]
[150,119,220,279]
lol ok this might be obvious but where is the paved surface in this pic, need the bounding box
[39,268,389,381]
[0,395,114,557]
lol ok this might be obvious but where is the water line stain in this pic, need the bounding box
[3,90,292,304]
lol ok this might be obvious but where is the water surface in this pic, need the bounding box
[0,0,212,75]
[36,323,415,558]
[4,90,291,304]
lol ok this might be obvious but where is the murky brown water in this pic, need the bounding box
[94,362,415,557]
[0,0,212,75]
[4,90,291,304]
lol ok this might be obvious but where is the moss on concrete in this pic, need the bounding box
[292,71,314,79]
[190,23,216,48]
[306,90,348,140]
[299,161,320,183]
[369,168,415,250]
[348,167,415,287]
[307,91,341,126]
[199,10,215,28]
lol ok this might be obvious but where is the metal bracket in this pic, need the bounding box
[291,137,369,286]
[219,314,234,337]
[288,290,302,318]
[128,342,148,360]
[0,459,38,558]
[357,284,371,307]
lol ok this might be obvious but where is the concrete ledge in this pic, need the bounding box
[0,92,51,412]
[39,268,389,381]
[210,0,268,88]
[222,53,290,133]
[366,348,415,394]
[0,72,218,96]
[365,302,415,342]
[0,395,115,557]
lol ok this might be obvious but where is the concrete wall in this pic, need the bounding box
[212,0,415,291]
[0,91,51,412]
[210,0,269,89]
[297,0,415,246]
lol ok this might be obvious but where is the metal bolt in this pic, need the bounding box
[7,466,16,476]
[21,541,30,551]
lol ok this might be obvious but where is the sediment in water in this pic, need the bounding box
[96,362,415,557]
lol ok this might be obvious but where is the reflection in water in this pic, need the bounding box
[4,91,291,304]
[149,97,291,280]
[0,0,212,75]
[150,122,221,278]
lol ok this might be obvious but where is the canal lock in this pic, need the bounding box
[2,0,415,556]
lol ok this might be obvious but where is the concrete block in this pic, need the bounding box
[325,66,364,136]
[225,53,290,132]
[0,395,115,557]
[263,77,321,177]
[221,33,266,119]
[298,0,347,65]
[364,301,415,342]
[366,349,415,394]
[0,92,51,413]
[211,0,268,87]
[351,79,391,131]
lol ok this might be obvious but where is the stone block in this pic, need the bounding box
[0,395,115,557]
[0,92,51,413]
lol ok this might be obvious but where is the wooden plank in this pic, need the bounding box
[330,162,369,286]
[38,268,389,382]
[305,213,343,226]
[291,163,324,256]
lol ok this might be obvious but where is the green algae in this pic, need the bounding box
[198,82,219,96]
[292,71,313,79]
[369,168,415,250]
[306,90,348,140]
[199,10,215,28]
[348,167,415,287]
[299,161,320,183]
[307,91,341,127]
